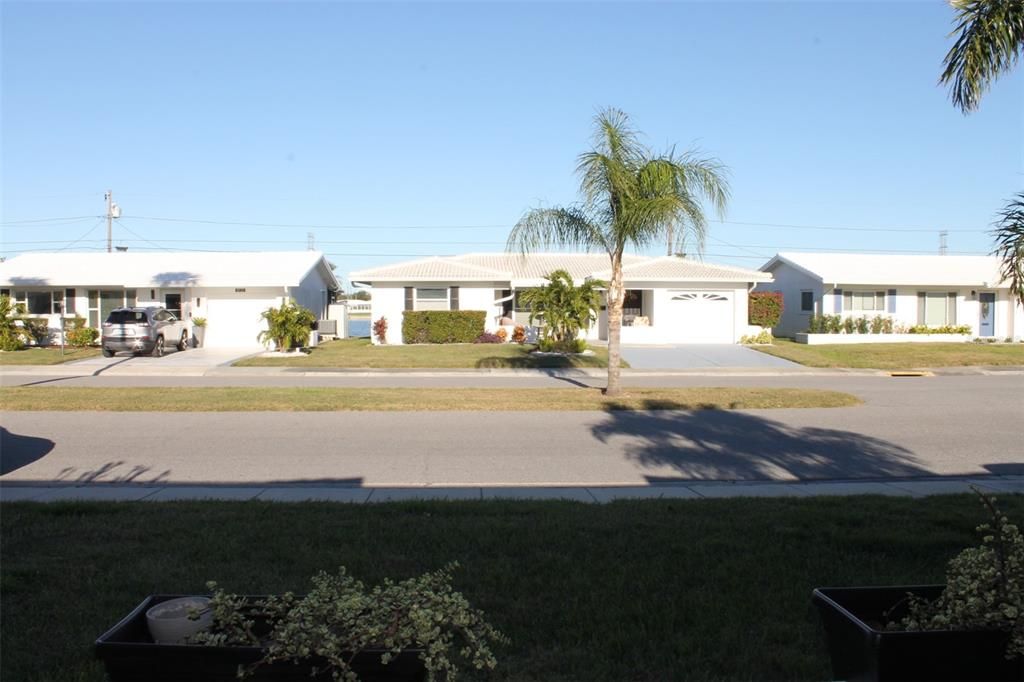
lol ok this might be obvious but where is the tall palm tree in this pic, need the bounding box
[507,108,729,395]
[941,0,1024,114]
[993,193,1024,307]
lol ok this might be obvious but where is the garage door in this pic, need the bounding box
[203,298,272,348]
[665,291,735,343]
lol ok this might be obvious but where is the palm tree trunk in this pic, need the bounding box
[604,259,625,396]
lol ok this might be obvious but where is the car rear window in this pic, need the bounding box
[106,310,148,324]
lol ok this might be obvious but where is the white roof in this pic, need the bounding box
[350,252,769,285]
[0,251,341,289]
[762,252,1008,287]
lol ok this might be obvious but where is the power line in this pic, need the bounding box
[1,215,100,225]
[54,218,106,252]
[113,218,173,252]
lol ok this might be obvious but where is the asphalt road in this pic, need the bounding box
[2,375,1021,486]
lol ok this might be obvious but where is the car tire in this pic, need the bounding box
[177,331,188,352]
[151,335,164,357]
[102,349,114,358]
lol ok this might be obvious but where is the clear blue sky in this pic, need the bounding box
[2,0,1020,288]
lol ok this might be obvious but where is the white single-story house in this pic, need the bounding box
[349,252,773,345]
[758,252,1023,339]
[0,251,341,348]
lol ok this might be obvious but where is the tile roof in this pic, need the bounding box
[0,251,340,289]
[763,252,1008,287]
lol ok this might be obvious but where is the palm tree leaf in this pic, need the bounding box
[993,192,1024,306]
[506,206,608,254]
[941,0,1024,114]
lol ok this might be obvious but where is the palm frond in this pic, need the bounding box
[992,191,1024,306]
[941,0,1024,114]
[506,206,608,255]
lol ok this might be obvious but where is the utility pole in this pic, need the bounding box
[939,230,948,256]
[105,190,113,253]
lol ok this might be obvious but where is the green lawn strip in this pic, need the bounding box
[753,338,1024,369]
[0,386,859,411]
[1,495,1013,681]
[0,347,102,365]
[234,337,623,369]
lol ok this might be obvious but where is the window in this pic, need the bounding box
[26,291,52,315]
[415,287,449,311]
[65,289,76,314]
[848,291,884,311]
[919,292,956,326]
[800,291,814,312]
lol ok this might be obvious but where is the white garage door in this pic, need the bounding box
[203,298,272,348]
[665,291,735,343]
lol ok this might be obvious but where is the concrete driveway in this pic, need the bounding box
[621,344,799,370]
[61,347,260,374]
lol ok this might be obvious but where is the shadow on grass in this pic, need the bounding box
[592,400,927,481]
[0,427,55,475]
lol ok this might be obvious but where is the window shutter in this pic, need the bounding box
[947,292,957,325]
[917,292,925,324]
[450,286,459,311]
[834,289,843,312]
[887,289,896,314]
[843,291,852,312]
[404,287,413,311]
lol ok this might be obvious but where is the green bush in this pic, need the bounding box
[855,316,869,334]
[21,317,51,345]
[748,292,783,327]
[908,324,972,335]
[740,329,773,344]
[402,310,486,344]
[258,300,316,350]
[65,325,99,347]
[0,331,23,351]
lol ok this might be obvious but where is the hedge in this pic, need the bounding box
[402,310,486,344]
[748,291,783,327]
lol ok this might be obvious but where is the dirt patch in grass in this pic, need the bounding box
[753,338,1024,369]
[0,386,859,411]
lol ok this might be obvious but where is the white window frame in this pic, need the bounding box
[849,290,884,312]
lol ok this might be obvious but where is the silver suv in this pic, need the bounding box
[101,307,188,357]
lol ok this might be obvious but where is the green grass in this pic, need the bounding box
[0,346,101,365]
[234,337,623,369]
[0,386,859,411]
[754,338,1024,369]
[2,495,1018,681]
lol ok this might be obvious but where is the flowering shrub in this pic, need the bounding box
[748,291,783,327]
[474,332,504,344]
[495,327,508,342]
[511,325,526,344]
[372,316,388,344]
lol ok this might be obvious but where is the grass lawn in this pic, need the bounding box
[753,338,1024,369]
[0,346,101,365]
[2,495,1017,681]
[0,386,859,411]
[234,338,623,369]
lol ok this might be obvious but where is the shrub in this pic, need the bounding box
[806,315,823,333]
[869,315,886,334]
[372,316,388,344]
[495,327,508,342]
[536,337,555,352]
[511,325,526,344]
[855,316,869,334]
[474,332,504,344]
[65,326,98,347]
[842,317,855,334]
[518,270,604,344]
[825,314,842,334]
[0,331,23,351]
[402,310,485,344]
[908,324,973,335]
[748,291,783,327]
[571,338,587,353]
[740,329,773,344]
[258,300,316,350]
[21,317,51,346]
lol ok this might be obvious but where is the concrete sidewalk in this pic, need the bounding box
[4,476,1022,504]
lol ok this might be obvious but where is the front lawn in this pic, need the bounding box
[234,337,623,369]
[754,338,1024,369]
[0,346,101,365]
[0,386,859,411]
[2,495,1017,681]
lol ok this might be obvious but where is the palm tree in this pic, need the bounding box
[519,269,606,347]
[993,192,1024,307]
[0,294,27,351]
[940,0,1024,114]
[258,299,316,351]
[507,108,729,395]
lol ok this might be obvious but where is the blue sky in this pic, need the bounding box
[2,0,1020,287]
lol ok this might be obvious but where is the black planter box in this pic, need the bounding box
[95,595,426,682]
[813,585,1023,682]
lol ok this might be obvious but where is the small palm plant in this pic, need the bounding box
[0,295,27,351]
[257,300,316,351]
[994,192,1024,308]
[519,269,605,350]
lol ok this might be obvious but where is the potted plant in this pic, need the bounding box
[191,317,207,348]
[813,489,1024,681]
[95,562,506,682]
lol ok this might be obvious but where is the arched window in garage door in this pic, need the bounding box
[671,292,729,302]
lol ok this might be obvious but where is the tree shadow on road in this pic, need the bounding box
[0,427,55,475]
[591,400,929,481]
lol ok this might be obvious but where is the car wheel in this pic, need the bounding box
[102,348,114,358]
[151,335,164,357]
[177,330,188,351]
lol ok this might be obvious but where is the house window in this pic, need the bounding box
[846,290,885,312]
[919,292,956,326]
[415,287,449,311]
[65,289,76,314]
[25,291,52,315]
[800,291,814,312]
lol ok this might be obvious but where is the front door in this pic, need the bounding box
[164,294,182,320]
[979,292,995,337]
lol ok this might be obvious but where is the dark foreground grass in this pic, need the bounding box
[3,495,1017,682]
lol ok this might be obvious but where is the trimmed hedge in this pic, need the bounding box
[402,310,486,344]
[748,291,783,327]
